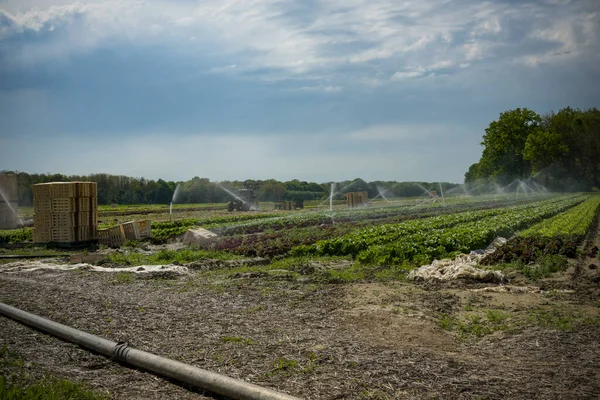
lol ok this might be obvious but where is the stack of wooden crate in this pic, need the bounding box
[345,191,369,208]
[0,174,19,229]
[32,182,98,243]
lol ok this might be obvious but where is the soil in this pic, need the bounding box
[1,239,600,399]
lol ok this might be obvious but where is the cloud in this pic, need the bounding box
[1,0,599,184]
[1,0,598,82]
[391,67,427,80]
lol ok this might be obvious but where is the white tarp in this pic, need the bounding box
[0,261,190,275]
[408,237,507,282]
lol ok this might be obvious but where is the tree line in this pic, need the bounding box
[0,172,459,206]
[466,107,600,191]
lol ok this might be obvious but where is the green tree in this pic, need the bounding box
[479,108,541,185]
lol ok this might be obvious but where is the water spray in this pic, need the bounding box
[330,183,336,212]
[0,188,21,227]
[169,184,182,222]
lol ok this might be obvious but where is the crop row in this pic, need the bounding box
[208,196,573,256]
[150,213,281,241]
[290,195,583,266]
[210,194,557,236]
[481,195,600,265]
[521,195,600,237]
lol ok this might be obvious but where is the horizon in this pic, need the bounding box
[1,0,599,183]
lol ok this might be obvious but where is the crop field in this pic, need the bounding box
[1,193,600,399]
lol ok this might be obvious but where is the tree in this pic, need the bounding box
[476,108,540,184]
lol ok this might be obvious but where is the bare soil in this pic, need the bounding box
[1,246,600,399]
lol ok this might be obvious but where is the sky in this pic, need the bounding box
[0,0,599,184]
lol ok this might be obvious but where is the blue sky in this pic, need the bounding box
[0,0,598,183]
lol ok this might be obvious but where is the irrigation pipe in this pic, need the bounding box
[0,302,301,400]
[0,254,71,259]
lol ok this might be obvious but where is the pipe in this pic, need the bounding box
[0,302,301,400]
[0,254,71,259]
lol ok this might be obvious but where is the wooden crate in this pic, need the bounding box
[33,182,97,199]
[34,212,94,228]
[32,228,51,243]
[35,198,77,213]
[33,226,95,243]
[136,220,152,238]
[98,225,125,247]
[33,227,77,242]
[122,221,140,240]
[32,183,53,199]
[52,182,78,198]
[31,181,99,244]
[75,182,96,197]
[346,191,368,208]
[34,197,98,214]
[77,226,96,241]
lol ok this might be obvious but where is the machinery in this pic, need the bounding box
[227,189,259,212]
[274,199,304,210]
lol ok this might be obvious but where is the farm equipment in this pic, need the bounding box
[227,189,259,212]
[274,199,304,210]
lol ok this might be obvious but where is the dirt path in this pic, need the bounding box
[1,262,599,399]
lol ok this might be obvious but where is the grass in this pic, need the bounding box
[439,309,513,338]
[108,247,242,266]
[220,336,255,345]
[527,306,600,331]
[440,303,599,338]
[113,272,135,284]
[497,254,569,281]
[0,345,108,400]
[269,353,323,376]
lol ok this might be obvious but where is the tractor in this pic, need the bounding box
[227,189,259,212]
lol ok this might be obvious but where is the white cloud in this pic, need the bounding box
[298,85,343,93]
[391,67,427,80]
[1,0,598,82]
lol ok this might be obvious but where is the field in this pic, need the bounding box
[1,193,600,399]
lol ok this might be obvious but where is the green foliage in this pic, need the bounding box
[108,248,241,266]
[521,195,600,237]
[482,195,600,268]
[0,229,32,244]
[466,107,600,190]
[292,195,581,266]
[4,171,461,207]
[521,255,568,280]
[477,108,541,184]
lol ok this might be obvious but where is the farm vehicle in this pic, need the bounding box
[227,189,259,212]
